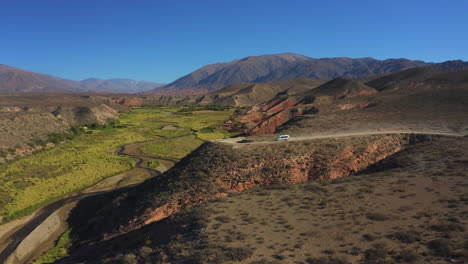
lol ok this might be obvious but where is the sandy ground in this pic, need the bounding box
[5,202,77,264]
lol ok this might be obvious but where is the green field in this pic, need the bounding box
[139,135,204,159]
[0,106,236,221]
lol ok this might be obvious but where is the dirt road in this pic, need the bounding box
[217,130,465,146]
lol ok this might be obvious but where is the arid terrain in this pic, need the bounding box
[2,0,468,261]
[0,56,467,264]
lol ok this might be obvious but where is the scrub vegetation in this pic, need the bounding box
[33,229,73,264]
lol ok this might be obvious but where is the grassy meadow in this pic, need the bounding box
[0,106,235,222]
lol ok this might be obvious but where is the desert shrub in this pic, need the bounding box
[47,132,70,144]
[33,229,73,264]
[70,125,85,135]
[214,215,232,223]
[146,160,160,169]
[199,125,216,133]
[272,254,286,260]
[350,247,362,256]
[243,216,258,224]
[427,239,455,257]
[265,184,292,190]
[430,221,465,232]
[121,253,138,264]
[305,256,347,264]
[189,246,252,264]
[362,233,377,242]
[366,213,389,221]
[363,243,390,263]
[322,249,335,255]
[303,184,328,193]
[250,259,280,264]
[387,231,421,243]
[334,186,348,192]
[139,246,154,259]
[396,250,420,263]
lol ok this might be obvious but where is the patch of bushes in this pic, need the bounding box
[386,231,421,243]
[430,221,465,232]
[427,239,455,257]
[214,215,232,223]
[303,184,328,193]
[366,212,389,221]
[187,246,253,264]
[305,256,348,264]
[396,250,420,263]
[363,243,391,263]
[362,233,377,242]
[33,229,73,264]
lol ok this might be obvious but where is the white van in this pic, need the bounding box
[276,135,290,141]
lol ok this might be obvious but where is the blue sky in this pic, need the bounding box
[1,0,467,83]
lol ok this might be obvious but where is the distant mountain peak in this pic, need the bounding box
[0,65,164,94]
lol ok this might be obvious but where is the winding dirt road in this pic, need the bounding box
[0,135,189,264]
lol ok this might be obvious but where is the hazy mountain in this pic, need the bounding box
[80,78,165,93]
[152,53,468,94]
[0,64,162,94]
[0,64,83,93]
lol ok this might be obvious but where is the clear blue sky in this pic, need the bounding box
[1,0,467,83]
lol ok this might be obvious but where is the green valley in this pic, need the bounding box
[0,106,235,222]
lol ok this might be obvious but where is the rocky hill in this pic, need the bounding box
[0,94,123,150]
[224,68,468,136]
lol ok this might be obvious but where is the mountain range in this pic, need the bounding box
[2,53,468,95]
[0,64,164,94]
[152,53,468,94]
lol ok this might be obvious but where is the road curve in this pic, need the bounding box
[216,130,465,146]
